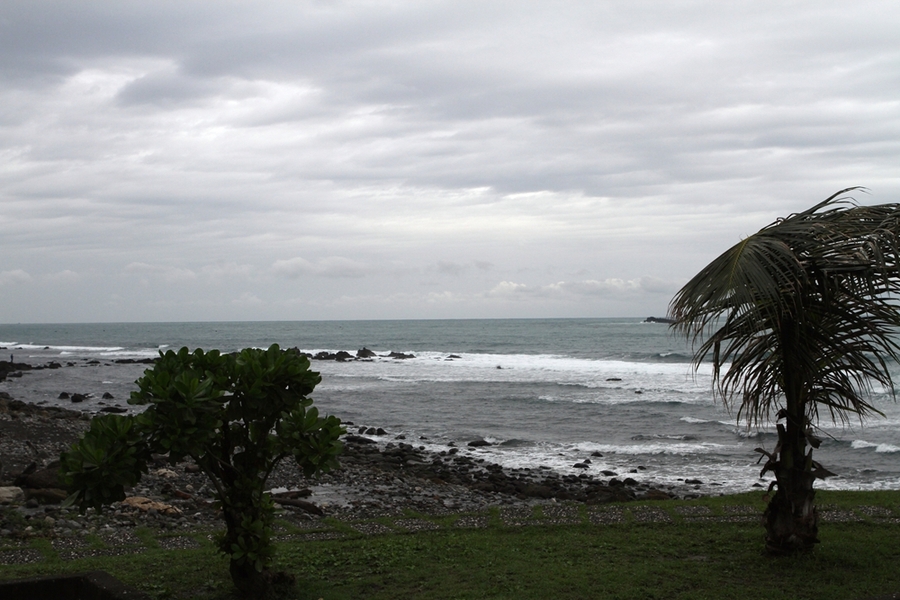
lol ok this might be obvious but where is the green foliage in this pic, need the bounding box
[59,344,344,595]
[59,414,150,512]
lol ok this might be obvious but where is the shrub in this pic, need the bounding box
[60,344,344,597]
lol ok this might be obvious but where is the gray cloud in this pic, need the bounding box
[0,270,32,286]
[2,1,899,322]
[272,256,369,279]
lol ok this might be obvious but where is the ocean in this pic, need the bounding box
[2,318,899,494]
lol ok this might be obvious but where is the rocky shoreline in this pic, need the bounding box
[0,400,707,543]
[1,357,711,542]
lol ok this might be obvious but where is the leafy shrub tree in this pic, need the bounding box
[60,345,344,597]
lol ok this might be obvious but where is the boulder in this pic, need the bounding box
[0,486,24,504]
[523,484,554,499]
[639,489,674,501]
[16,461,62,489]
[121,496,182,516]
[344,435,377,444]
[387,351,415,359]
[102,392,114,399]
[467,439,492,447]
[24,488,67,504]
[356,347,376,358]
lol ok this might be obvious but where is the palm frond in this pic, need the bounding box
[669,188,900,425]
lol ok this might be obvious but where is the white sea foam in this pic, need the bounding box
[852,440,879,449]
[311,350,711,400]
[852,440,900,453]
[31,344,123,352]
[680,416,710,424]
[574,441,744,456]
[817,476,900,491]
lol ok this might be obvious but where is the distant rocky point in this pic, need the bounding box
[643,316,676,324]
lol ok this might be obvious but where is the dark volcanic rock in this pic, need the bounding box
[338,434,679,508]
[0,361,33,382]
[467,439,492,447]
[15,461,62,489]
[344,435,377,444]
[356,347,376,358]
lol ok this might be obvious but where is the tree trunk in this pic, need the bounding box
[763,423,819,553]
[764,317,819,553]
[230,559,273,599]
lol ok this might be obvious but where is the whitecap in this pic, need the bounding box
[851,440,879,450]
[16,344,126,353]
[575,441,743,456]
[680,416,710,424]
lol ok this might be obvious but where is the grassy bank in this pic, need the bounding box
[2,491,900,599]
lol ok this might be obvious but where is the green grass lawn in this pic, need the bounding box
[2,491,899,599]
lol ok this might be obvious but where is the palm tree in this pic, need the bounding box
[668,188,900,554]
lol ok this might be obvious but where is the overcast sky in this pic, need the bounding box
[2,1,899,323]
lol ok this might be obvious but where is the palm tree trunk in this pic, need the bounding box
[764,319,819,553]
[763,425,819,553]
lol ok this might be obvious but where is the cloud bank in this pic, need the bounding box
[1,1,899,322]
